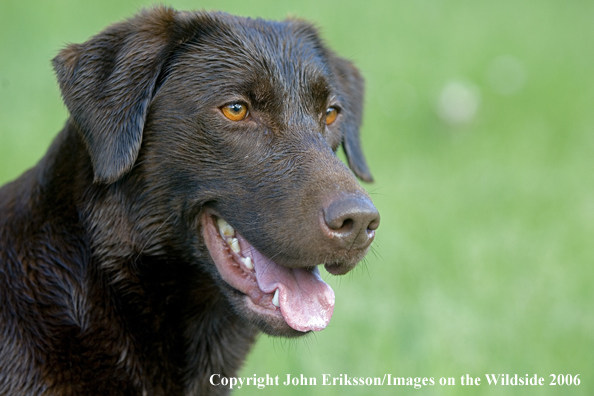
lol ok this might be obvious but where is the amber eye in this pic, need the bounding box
[325,107,338,125]
[221,103,248,121]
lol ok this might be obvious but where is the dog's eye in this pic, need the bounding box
[221,103,248,121]
[325,107,338,125]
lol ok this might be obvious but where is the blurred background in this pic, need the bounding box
[1,0,592,395]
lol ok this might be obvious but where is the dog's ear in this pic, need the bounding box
[53,7,184,184]
[330,55,373,183]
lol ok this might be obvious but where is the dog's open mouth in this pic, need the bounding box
[202,211,335,333]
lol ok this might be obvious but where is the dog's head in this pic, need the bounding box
[53,7,379,337]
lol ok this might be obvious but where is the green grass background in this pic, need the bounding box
[1,0,593,395]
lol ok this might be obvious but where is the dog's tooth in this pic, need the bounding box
[217,218,235,238]
[229,238,241,254]
[272,289,280,307]
[241,257,253,270]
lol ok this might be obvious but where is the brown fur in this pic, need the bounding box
[0,7,379,395]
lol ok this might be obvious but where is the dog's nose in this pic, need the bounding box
[322,195,380,250]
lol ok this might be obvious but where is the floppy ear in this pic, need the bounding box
[53,7,184,184]
[330,55,373,183]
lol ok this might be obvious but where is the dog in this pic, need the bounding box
[0,7,379,395]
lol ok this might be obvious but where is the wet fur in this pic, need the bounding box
[0,7,372,395]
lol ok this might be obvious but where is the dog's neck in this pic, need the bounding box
[29,121,259,394]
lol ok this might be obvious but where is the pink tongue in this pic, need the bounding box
[239,237,335,332]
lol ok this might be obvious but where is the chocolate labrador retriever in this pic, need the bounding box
[0,7,379,396]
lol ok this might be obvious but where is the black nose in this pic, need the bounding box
[322,194,380,250]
